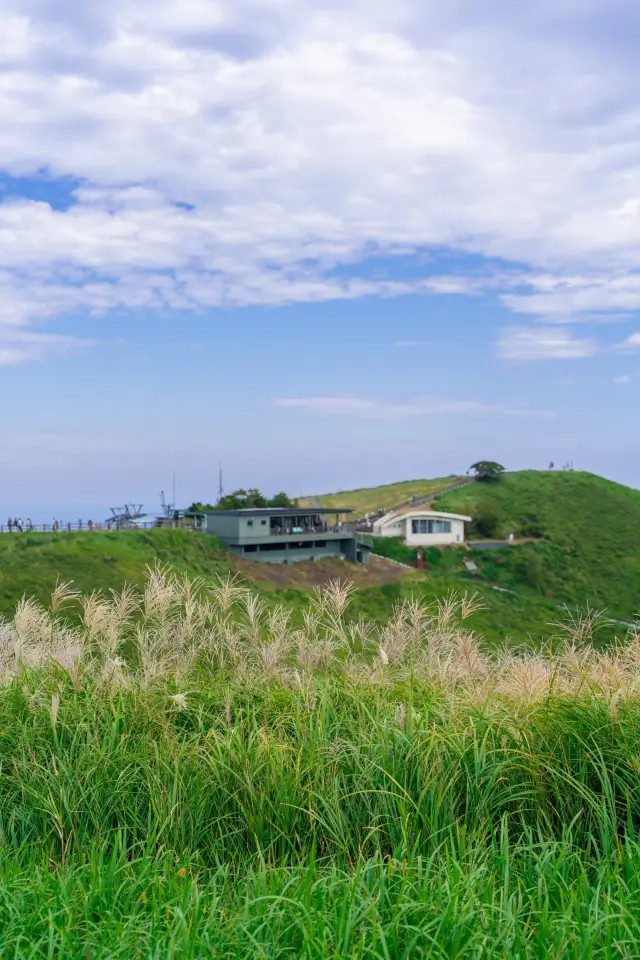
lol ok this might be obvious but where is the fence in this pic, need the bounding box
[0,521,199,535]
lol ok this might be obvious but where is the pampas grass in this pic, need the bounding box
[1,566,640,955]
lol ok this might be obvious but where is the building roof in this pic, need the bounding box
[377,508,472,523]
[204,507,353,517]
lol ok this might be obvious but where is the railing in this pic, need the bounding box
[0,521,199,535]
[267,523,345,537]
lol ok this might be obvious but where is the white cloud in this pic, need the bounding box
[615,332,640,352]
[0,328,100,365]
[0,0,640,351]
[275,393,548,419]
[614,374,630,384]
[497,327,599,361]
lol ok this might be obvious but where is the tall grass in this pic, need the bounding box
[1,566,640,956]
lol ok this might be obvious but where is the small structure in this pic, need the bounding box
[373,507,471,546]
[203,507,372,565]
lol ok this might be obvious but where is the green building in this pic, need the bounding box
[203,507,372,565]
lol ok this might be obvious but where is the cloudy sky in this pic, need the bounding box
[1,0,640,519]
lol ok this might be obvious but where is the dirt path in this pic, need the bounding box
[236,554,408,590]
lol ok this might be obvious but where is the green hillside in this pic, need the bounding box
[300,475,463,514]
[0,529,234,614]
[432,470,640,621]
[1,469,638,647]
[0,526,599,648]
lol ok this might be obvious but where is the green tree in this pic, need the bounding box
[269,492,293,507]
[191,489,294,511]
[472,500,503,538]
[470,461,506,483]
[187,501,216,514]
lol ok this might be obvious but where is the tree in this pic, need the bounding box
[472,500,503,539]
[187,501,216,514]
[269,491,293,508]
[193,488,295,511]
[470,461,505,483]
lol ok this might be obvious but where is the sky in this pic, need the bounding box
[1,0,640,522]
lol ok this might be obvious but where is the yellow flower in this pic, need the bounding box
[141,890,147,904]
[177,867,187,878]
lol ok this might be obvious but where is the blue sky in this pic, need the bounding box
[1,0,640,522]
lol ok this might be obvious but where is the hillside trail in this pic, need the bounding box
[388,476,476,513]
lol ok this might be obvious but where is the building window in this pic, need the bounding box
[261,520,267,525]
[247,520,253,527]
[411,519,452,535]
[243,545,258,553]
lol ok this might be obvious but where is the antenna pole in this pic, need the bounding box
[217,461,224,503]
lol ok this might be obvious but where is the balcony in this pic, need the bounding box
[267,520,344,537]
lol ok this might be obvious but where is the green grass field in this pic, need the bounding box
[0,569,639,957]
[300,475,463,514]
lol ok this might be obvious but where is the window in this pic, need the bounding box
[433,520,452,534]
[261,520,267,525]
[314,541,327,548]
[243,545,257,553]
[411,519,452,535]
[247,520,253,527]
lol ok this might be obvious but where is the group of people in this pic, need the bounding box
[6,518,33,532]
[4,518,103,532]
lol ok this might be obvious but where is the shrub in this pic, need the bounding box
[472,500,503,538]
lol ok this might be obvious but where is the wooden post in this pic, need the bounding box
[417,549,424,570]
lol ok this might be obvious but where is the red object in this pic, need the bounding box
[416,549,424,570]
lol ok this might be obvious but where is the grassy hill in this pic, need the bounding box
[299,475,463,514]
[2,468,638,646]
[0,526,593,649]
[432,470,640,622]
[0,529,234,613]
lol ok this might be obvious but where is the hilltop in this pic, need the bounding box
[302,468,640,626]
[432,470,640,621]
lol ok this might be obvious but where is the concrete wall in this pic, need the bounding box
[204,514,239,540]
[237,515,271,540]
[373,516,404,536]
[233,538,347,564]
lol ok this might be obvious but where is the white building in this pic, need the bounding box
[373,507,471,546]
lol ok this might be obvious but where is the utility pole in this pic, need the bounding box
[217,462,224,503]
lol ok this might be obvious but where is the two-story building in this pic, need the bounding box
[203,507,372,565]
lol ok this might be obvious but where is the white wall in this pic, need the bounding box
[373,516,404,536]
[403,516,465,546]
